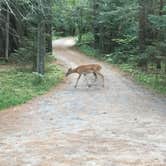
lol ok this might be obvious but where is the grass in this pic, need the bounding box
[77,44,166,94]
[0,63,64,110]
[119,64,166,94]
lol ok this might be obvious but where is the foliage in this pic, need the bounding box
[148,15,166,30]
[0,0,166,96]
[78,41,166,94]
[0,64,64,110]
[119,63,166,94]
[76,32,94,45]
[106,51,129,64]
[9,37,34,65]
[78,44,100,59]
[0,0,53,74]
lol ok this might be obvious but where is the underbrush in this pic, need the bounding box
[0,63,64,110]
[119,64,166,93]
[78,44,101,59]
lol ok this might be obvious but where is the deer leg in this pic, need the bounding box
[75,74,82,88]
[93,72,97,81]
[96,72,104,87]
[83,74,92,87]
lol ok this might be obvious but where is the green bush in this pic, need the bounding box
[78,44,100,58]
[80,32,94,43]
[105,51,128,64]
[76,32,94,45]
[32,72,44,85]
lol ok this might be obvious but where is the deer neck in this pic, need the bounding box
[71,68,78,74]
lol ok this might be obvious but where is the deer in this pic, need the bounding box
[66,64,104,88]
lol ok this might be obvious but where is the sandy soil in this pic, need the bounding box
[0,38,166,166]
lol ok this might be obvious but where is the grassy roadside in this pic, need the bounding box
[0,62,64,110]
[78,44,166,94]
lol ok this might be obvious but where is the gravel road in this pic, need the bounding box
[0,38,166,166]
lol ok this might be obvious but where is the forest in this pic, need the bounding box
[0,1,166,165]
[0,0,166,109]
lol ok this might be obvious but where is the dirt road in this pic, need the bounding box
[0,38,166,166]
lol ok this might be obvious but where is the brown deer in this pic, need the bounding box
[66,64,104,88]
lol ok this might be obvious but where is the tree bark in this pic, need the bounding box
[92,0,100,49]
[46,23,52,53]
[37,22,45,75]
[138,0,146,52]
[5,8,10,61]
[159,0,164,16]
[46,0,52,53]
[0,3,4,57]
[78,7,83,42]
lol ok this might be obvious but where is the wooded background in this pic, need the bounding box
[0,0,166,75]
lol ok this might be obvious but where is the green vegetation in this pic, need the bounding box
[0,0,53,74]
[78,42,166,94]
[119,64,166,94]
[52,0,166,94]
[0,1,64,110]
[0,0,166,111]
[78,45,100,59]
[51,0,166,93]
[0,63,64,110]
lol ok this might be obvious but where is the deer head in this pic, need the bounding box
[66,68,73,76]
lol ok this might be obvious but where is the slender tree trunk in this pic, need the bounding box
[5,8,10,61]
[33,29,37,71]
[92,0,100,49]
[158,0,164,40]
[78,8,83,42]
[46,0,52,53]
[138,0,146,52]
[46,23,52,53]
[159,0,163,16]
[157,0,164,70]
[37,22,45,75]
[0,3,3,57]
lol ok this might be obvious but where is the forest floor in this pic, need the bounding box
[0,38,166,166]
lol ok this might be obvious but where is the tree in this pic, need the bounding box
[0,0,53,74]
[5,7,10,61]
[138,0,146,52]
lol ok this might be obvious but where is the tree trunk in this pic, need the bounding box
[46,0,52,54]
[155,0,164,70]
[46,23,52,53]
[92,0,100,49]
[138,0,146,52]
[32,29,37,71]
[0,3,4,57]
[37,22,45,75]
[159,0,163,16]
[78,7,83,43]
[5,8,10,61]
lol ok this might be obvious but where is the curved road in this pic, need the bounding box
[0,38,166,166]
